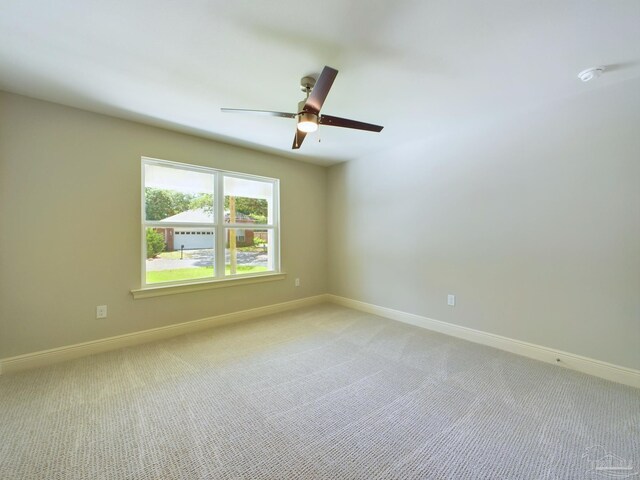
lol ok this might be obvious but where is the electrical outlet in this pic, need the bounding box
[447,294,455,306]
[96,305,107,319]
[295,278,301,287]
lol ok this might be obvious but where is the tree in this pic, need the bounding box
[230,197,268,221]
[189,193,213,212]
[145,188,194,220]
[146,228,166,258]
[189,194,268,222]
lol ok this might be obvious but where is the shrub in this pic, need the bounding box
[146,228,166,258]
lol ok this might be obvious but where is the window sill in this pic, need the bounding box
[131,272,287,299]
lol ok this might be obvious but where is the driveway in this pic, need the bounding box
[147,249,267,271]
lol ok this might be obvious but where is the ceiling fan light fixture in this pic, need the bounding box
[297,112,318,133]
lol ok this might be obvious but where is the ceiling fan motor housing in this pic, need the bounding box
[296,99,318,132]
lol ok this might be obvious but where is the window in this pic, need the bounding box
[142,157,279,287]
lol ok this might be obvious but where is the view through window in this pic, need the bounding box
[142,158,279,286]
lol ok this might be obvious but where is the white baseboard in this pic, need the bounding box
[4,293,637,389]
[327,294,640,389]
[0,294,329,375]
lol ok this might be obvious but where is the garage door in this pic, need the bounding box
[173,231,214,250]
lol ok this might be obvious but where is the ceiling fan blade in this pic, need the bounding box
[220,108,296,118]
[303,66,338,114]
[320,114,384,132]
[292,129,307,149]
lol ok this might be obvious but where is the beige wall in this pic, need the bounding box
[328,78,640,370]
[2,78,639,371]
[0,92,327,358]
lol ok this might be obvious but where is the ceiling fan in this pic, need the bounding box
[221,66,383,149]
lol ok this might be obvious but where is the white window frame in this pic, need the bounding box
[140,157,280,289]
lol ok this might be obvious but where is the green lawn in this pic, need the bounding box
[147,265,267,283]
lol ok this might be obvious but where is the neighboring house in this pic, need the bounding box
[154,208,256,250]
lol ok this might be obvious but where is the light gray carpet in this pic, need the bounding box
[1,304,638,479]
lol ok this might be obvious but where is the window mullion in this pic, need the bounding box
[141,161,147,286]
[272,180,280,272]
[215,172,225,278]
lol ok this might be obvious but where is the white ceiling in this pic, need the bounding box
[1,0,639,165]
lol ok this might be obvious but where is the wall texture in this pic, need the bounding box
[328,78,640,370]
[2,78,639,371]
[0,92,327,358]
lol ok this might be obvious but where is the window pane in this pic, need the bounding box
[225,228,271,275]
[145,163,214,223]
[224,176,273,225]
[146,227,214,284]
